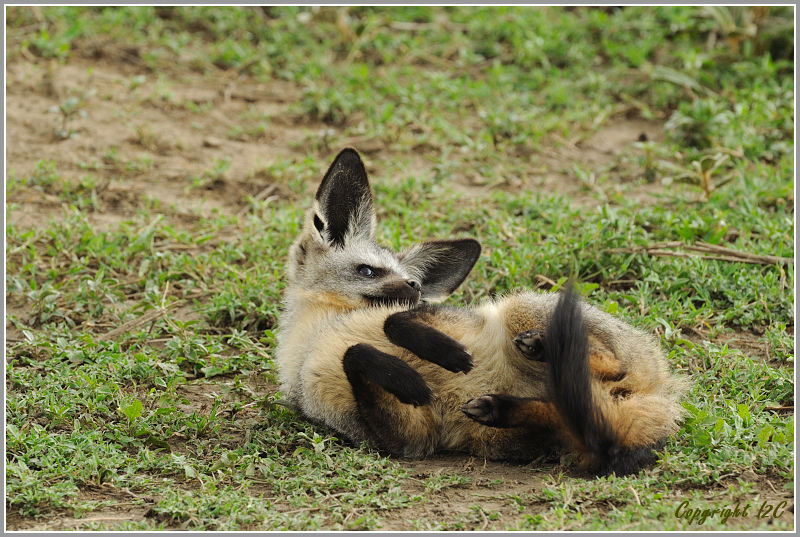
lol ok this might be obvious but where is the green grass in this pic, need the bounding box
[5,5,794,531]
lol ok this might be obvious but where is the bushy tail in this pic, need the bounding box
[545,285,660,475]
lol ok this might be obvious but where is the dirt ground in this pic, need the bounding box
[5,53,667,229]
[5,54,792,531]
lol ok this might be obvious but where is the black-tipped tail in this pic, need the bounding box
[545,284,655,475]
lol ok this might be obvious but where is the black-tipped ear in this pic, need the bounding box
[399,239,481,302]
[314,148,375,247]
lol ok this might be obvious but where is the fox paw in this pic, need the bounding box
[514,329,545,360]
[437,343,474,374]
[461,395,503,426]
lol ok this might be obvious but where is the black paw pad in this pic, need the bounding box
[514,329,545,360]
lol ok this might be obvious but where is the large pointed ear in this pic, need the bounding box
[399,239,481,302]
[312,148,375,247]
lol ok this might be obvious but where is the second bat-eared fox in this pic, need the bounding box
[275,148,687,476]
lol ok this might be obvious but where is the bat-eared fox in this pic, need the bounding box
[275,148,687,476]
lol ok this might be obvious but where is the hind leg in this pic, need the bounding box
[342,344,441,457]
[458,396,564,461]
[514,330,627,382]
[461,394,562,429]
[460,393,668,475]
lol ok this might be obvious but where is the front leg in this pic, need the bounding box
[343,343,432,406]
[384,309,473,373]
[342,344,440,457]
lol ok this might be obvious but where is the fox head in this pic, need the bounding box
[287,148,481,310]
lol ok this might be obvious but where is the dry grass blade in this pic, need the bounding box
[236,183,278,216]
[534,274,558,288]
[479,507,489,531]
[763,406,794,413]
[98,307,168,341]
[606,242,793,266]
[691,242,793,265]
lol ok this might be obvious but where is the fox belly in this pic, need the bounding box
[278,291,685,468]
[282,301,545,459]
[311,301,557,459]
[283,306,446,456]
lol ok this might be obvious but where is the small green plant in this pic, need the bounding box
[27,159,61,189]
[189,158,231,189]
[25,27,72,60]
[423,472,471,493]
[125,74,148,91]
[664,98,730,150]
[50,89,95,140]
[659,153,738,200]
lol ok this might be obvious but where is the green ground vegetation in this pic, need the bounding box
[5,5,794,531]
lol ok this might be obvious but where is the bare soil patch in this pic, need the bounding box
[686,327,794,372]
[534,117,667,205]
[7,58,338,228]
[380,455,551,530]
[6,56,670,235]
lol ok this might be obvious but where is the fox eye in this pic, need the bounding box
[357,265,377,278]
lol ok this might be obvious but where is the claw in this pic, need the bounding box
[514,329,545,360]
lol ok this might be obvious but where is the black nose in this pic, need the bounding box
[406,280,421,291]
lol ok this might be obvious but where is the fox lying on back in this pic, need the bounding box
[275,148,687,475]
